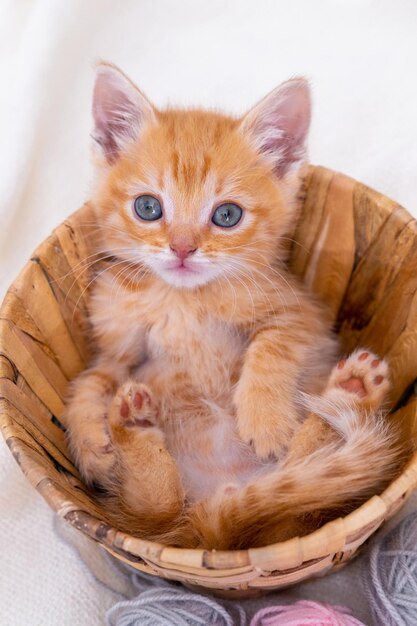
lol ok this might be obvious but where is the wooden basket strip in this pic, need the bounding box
[385,293,417,405]
[15,372,62,438]
[148,563,259,587]
[0,382,66,454]
[303,172,356,322]
[39,275,91,366]
[290,166,334,279]
[1,306,70,396]
[344,520,384,553]
[341,496,387,540]
[352,182,401,262]
[249,536,304,572]
[380,452,417,511]
[4,430,105,520]
[182,583,265,599]
[1,409,52,456]
[0,406,72,476]
[151,549,250,576]
[111,533,165,563]
[391,398,417,445]
[3,273,87,371]
[145,560,254,579]
[333,550,359,568]
[298,523,348,565]
[102,546,162,578]
[0,289,46,346]
[0,319,67,415]
[201,549,250,570]
[33,232,88,314]
[354,223,417,349]
[32,235,91,363]
[0,288,79,415]
[248,560,335,590]
[0,354,16,381]
[343,519,383,547]
[62,509,158,565]
[157,546,205,570]
[337,207,416,353]
[149,567,230,589]
[158,546,249,572]
[114,530,250,575]
[11,260,85,379]
[127,546,255,582]
[4,433,69,496]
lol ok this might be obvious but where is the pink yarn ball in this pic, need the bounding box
[250,600,366,626]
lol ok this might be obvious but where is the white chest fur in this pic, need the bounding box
[93,273,247,392]
[146,306,245,380]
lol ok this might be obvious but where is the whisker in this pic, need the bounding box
[70,257,140,323]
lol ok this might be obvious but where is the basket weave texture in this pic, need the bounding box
[1,165,417,597]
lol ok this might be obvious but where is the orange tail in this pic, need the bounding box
[185,397,404,549]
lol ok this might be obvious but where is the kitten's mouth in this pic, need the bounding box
[153,257,220,289]
[165,261,198,275]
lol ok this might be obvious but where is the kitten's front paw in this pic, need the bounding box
[66,411,115,486]
[235,389,297,460]
[238,414,292,459]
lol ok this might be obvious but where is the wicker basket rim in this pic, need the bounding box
[3,426,417,571]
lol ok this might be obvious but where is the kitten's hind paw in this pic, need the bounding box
[108,381,159,430]
[325,350,390,412]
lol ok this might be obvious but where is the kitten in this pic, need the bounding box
[64,63,402,549]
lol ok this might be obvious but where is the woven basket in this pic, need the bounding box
[1,165,417,598]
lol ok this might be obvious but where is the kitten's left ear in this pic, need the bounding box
[240,78,311,177]
[92,62,156,164]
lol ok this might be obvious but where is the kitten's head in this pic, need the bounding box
[91,63,310,289]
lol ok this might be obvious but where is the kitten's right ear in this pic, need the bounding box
[240,78,311,177]
[92,63,156,164]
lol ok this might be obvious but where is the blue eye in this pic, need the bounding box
[134,195,163,221]
[212,203,243,228]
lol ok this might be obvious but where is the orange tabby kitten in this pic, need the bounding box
[64,63,401,549]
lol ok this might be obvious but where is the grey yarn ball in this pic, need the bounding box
[106,576,246,626]
[364,511,417,626]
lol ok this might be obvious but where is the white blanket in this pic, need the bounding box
[1,1,416,624]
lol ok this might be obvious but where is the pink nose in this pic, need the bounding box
[170,244,197,261]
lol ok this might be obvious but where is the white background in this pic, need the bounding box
[1,1,416,624]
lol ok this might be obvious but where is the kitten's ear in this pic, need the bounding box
[240,78,311,177]
[92,63,156,164]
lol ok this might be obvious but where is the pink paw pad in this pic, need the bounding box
[113,383,157,429]
[338,376,367,397]
[328,349,389,407]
